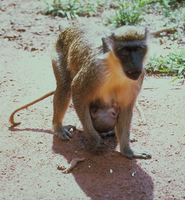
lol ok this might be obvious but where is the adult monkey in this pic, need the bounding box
[10,24,151,159]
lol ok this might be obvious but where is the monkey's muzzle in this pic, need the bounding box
[126,69,142,80]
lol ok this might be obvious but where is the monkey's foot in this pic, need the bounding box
[122,147,152,160]
[53,124,76,141]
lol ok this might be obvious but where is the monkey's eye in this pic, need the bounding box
[135,46,146,53]
[135,47,143,53]
[136,47,141,51]
[120,48,130,56]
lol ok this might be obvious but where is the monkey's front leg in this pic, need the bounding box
[116,108,151,159]
[79,106,104,148]
[72,96,104,148]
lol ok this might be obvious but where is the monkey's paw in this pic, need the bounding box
[53,124,76,141]
[121,147,152,160]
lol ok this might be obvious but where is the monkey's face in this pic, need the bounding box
[114,42,147,80]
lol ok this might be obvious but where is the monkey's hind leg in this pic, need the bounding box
[52,87,76,140]
[52,51,76,140]
[71,92,104,148]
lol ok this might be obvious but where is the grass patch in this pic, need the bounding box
[104,0,145,29]
[146,49,185,81]
[44,0,98,19]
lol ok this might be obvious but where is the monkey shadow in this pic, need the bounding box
[52,130,154,199]
[8,126,53,134]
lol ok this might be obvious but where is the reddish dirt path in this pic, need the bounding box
[0,1,185,199]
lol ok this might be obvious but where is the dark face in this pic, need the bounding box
[114,42,147,80]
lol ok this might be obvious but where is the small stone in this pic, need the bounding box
[132,171,136,176]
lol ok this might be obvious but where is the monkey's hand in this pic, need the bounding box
[53,124,76,140]
[121,147,152,160]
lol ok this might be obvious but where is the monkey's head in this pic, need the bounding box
[102,26,149,80]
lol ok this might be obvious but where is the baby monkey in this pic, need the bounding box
[90,100,119,134]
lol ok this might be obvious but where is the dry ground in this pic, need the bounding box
[0,1,185,199]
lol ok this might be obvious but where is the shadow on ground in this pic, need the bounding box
[52,130,154,200]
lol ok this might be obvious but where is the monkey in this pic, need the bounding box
[51,23,151,159]
[90,99,119,133]
[90,101,136,141]
[10,23,151,159]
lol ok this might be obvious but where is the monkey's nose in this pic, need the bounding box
[111,111,117,118]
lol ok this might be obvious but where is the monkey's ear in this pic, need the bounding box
[102,37,112,53]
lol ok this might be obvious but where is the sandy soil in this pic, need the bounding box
[0,1,185,199]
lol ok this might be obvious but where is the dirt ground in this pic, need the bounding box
[0,1,185,199]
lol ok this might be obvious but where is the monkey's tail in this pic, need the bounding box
[9,91,55,126]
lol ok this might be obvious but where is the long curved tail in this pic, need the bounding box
[9,91,55,126]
